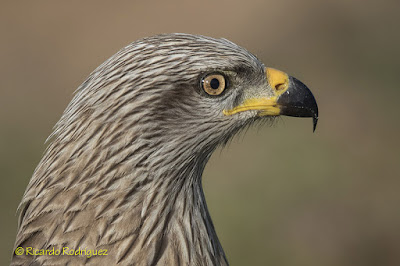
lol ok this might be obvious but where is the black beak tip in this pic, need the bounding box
[310,93,318,133]
[277,77,319,132]
[313,116,318,132]
[310,98,319,132]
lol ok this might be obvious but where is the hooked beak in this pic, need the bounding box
[223,68,319,131]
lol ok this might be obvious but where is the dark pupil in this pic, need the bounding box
[210,78,220,89]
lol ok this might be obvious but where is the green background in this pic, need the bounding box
[1,1,399,265]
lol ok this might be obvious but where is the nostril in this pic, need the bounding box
[275,83,286,91]
[266,67,289,94]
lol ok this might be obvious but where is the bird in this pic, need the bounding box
[11,33,318,266]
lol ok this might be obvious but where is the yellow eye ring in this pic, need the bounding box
[202,74,226,96]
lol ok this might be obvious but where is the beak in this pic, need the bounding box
[223,68,319,132]
[277,75,319,132]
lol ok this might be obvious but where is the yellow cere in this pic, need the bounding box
[223,68,290,116]
[265,67,289,96]
[223,97,280,116]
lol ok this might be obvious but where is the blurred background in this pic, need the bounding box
[1,0,399,265]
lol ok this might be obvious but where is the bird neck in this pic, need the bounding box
[133,155,228,265]
[20,118,229,265]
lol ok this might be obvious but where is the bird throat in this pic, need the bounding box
[15,128,229,266]
[131,156,229,265]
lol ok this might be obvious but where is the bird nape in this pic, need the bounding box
[12,33,318,266]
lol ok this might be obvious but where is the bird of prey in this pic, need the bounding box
[12,33,318,266]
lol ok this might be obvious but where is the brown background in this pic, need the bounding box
[1,1,399,265]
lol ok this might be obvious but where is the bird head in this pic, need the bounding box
[54,33,318,178]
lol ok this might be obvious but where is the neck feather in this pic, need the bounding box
[18,127,228,265]
[133,159,228,265]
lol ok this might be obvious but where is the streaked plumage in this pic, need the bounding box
[12,33,318,266]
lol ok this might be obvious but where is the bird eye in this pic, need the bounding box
[202,74,226,96]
